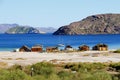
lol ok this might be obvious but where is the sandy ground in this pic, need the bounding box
[0,51,120,67]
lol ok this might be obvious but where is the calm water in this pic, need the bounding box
[0,34,120,51]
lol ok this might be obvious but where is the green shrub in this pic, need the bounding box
[110,63,120,71]
[0,69,10,80]
[58,71,71,78]
[33,75,46,80]
[64,63,75,69]
[0,69,33,80]
[87,71,112,80]
[0,62,120,80]
[114,49,120,53]
[22,65,31,75]
[83,63,107,71]
[9,69,32,80]
[74,72,92,80]
[9,64,23,70]
[58,71,76,80]
[64,63,80,71]
[64,63,107,72]
[31,62,55,76]
[48,74,61,80]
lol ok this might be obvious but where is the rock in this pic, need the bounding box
[53,14,120,35]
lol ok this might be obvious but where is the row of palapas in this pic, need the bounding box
[13,43,108,52]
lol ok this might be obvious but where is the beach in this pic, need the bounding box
[0,51,120,68]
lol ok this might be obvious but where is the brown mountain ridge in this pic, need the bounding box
[53,13,120,35]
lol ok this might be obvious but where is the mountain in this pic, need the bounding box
[5,26,40,34]
[53,14,120,35]
[0,24,18,33]
[36,27,57,33]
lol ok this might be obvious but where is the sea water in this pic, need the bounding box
[0,34,120,51]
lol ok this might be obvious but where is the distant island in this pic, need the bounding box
[53,13,120,35]
[0,24,56,34]
[5,26,41,34]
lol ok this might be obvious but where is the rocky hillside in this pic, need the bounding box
[5,26,40,34]
[53,14,120,35]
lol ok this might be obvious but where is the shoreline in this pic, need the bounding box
[0,51,119,68]
[0,48,117,52]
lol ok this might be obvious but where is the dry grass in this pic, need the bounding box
[2,57,27,60]
[102,53,109,56]
[92,53,99,57]
[83,54,90,56]
[2,58,13,60]
[15,58,27,60]
[50,59,59,63]
[49,59,70,63]
[0,62,8,68]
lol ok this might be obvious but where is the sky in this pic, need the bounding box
[0,0,120,28]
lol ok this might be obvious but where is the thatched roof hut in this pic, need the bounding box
[19,45,31,52]
[79,45,89,51]
[65,45,73,51]
[65,45,72,48]
[46,47,58,52]
[31,45,43,52]
[92,44,108,51]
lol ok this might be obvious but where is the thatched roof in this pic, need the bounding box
[32,45,42,48]
[95,43,108,47]
[65,45,72,48]
[20,45,31,52]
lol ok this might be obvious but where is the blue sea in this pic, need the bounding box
[0,34,120,51]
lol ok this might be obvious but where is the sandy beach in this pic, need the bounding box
[0,51,120,67]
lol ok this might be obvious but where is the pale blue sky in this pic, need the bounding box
[0,0,120,28]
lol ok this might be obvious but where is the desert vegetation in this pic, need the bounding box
[114,49,120,53]
[0,62,120,80]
